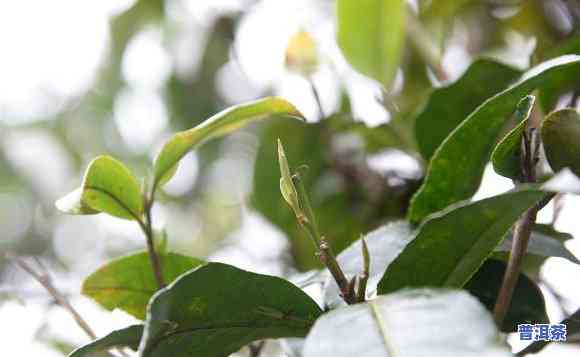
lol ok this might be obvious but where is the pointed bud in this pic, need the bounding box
[278,139,302,217]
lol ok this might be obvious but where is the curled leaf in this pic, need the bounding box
[491,95,536,179]
[153,97,304,190]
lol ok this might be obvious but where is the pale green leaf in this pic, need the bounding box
[81,155,143,220]
[337,0,406,86]
[82,251,203,320]
[153,97,304,189]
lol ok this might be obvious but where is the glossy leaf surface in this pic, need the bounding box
[409,55,580,223]
[138,263,322,356]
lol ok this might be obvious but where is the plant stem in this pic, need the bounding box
[493,128,540,326]
[7,254,98,340]
[308,77,325,119]
[138,195,165,289]
[291,173,355,304]
[493,207,538,326]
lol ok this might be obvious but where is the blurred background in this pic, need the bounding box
[1,0,580,355]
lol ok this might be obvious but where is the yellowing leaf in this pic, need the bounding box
[81,155,143,220]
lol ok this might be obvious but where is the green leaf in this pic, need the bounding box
[494,223,577,280]
[497,224,579,264]
[138,262,322,356]
[420,0,472,19]
[409,55,580,223]
[379,189,546,294]
[540,37,580,111]
[491,95,536,179]
[303,289,511,357]
[82,251,203,320]
[81,155,143,220]
[466,259,548,332]
[336,0,405,87]
[68,325,143,357]
[55,188,99,215]
[277,139,302,218]
[541,108,580,176]
[415,58,522,160]
[324,221,414,307]
[153,97,304,189]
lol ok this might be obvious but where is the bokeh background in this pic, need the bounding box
[1,0,580,355]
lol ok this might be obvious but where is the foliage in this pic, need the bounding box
[4,1,580,357]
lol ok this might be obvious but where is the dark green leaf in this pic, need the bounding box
[81,155,143,220]
[466,259,548,332]
[337,0,405,87]
[138,262,322,356]
[153,97,304,189]
[303,289,511,357]
[82,251,203,320]
[541,108,580,176]
[491,95,535,180]
[416,59,522,160]
[409,55,580,223]
[68,325,143,357]
[379,189,546,294]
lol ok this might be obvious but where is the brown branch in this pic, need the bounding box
[6,253,97,340]
[5,253,130,357]
[493,127,542,326]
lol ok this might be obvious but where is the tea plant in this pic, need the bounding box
[8,1,580,356]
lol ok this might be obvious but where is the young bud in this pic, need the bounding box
[278,139,302,218]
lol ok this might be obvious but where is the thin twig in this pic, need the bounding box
[291,173,355,304]
[5,253,130,357]
[493,128,541,326]
[139,189,165,289]
[6,253,97,340]
[308,77,325,119]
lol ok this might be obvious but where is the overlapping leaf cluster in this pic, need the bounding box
[56,2,580,357]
